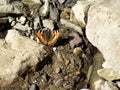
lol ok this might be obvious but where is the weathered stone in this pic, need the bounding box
[0,29,50,87]
[60,11,69,19]
[97,68,120,81]
[18,16,26,25]
[69,32,82,48]
[50,5,59,21]
[39,0,49,16]
[0,1,23,16]
[33,17,40,30]
[71,1,90,27]
[94,79,118,90]
[58,0,65,4]
[43,19,54,30]
[0,0,10,5]
[65,0,78,7]
[29,83,39,90]
[60,19,83,35]
[13,23,32,31]
[86,0,120,74]
[22,0,42,5]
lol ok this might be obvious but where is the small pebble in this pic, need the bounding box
[54,78,64,86]
[13,23,32,31]
[36,38,41,43]
[50,6,59,20]
[60,19,83,35]
[43,19,54,30]
[58,0,65,4]
[63,81,74,89]
[30,35,35,40]
[33,17,40,30]
[8,17,14,23]
[19,16,26,24]
[60,11,69,19]
[73,47,83,55]
[53,47,57,51]
[69,32,82,48]
[11,21,16,27]
[64,59,70,66]
[39,0,49,16]
[80,89,90,90]
[29,83,39,90]
[55,67,61,74]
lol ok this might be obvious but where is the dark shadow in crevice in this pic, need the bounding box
[35,56,53,72]
[53,36,74,47]
[0,30,8,39]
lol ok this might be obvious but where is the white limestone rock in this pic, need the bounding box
[97,68,120,81]
[94,79,118,90]
[39,0,49,16]
[0,29,50,87]
[71,1,90,27]
[0,0,11,5]
[86,0,120,74]
[13,23,32,31]
[18,16,26,25]
[33,17,40,30]
[0,1,23,14]
[22,0,42,5]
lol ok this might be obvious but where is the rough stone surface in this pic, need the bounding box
[22,0,41,4]
[18,16,26,25]
[94,79,118,90]
[39,0,49,16]
[0,29,50,87]
[0,1,23,15]
[13,23,32,31]
[97,68,120,81]
[86,0,120,74]
[60,19,83,35]
[71,1,90,27]
[0,0,11,5]
[33,17,40,30]
[43,19,54,30]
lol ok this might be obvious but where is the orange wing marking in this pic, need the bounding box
[35,31,47,45]
[48,30,61,45]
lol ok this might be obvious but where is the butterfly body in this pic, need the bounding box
[35,29,61,45]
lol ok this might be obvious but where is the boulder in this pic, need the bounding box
[0,29,50,87]
[86,0,120,74]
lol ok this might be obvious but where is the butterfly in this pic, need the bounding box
[35,29,61,45]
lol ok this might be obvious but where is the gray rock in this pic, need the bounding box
[50,6,59,21]
[60,19,83,35]
[22,0,42,5]
[18,16,26,25]
[29,83,39,90]
[97,68,120,81]
[65,0,78,7]
[71,1,90,27]
[11,20,16,27]
[0,29,50,87]
[0,0,10,5]
[86,0,120,74]
[33,17,40,30]
[58,0,65,4]
[39,0,49,16]
[94,79,118,90]
[43,19,54,30]
[0,1,23,15]
[69,32,82,48]
[13,23,32,31]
